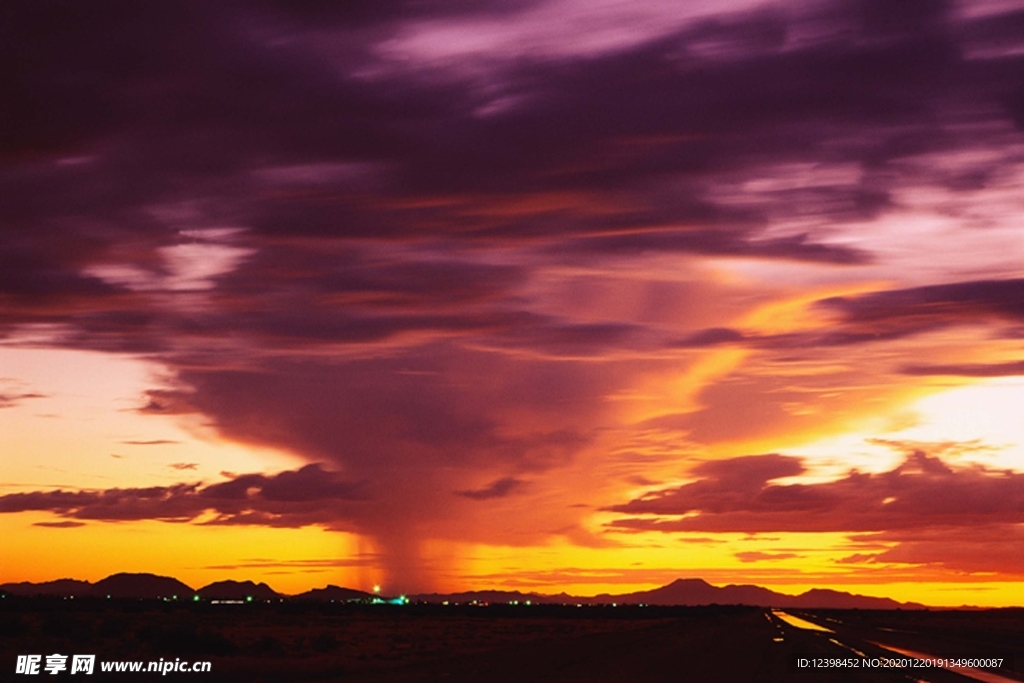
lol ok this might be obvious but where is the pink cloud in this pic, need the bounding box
[609,450,1024,533]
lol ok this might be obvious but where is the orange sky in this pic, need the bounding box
[3,0,1024,608]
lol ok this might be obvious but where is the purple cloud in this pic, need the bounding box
[0,464,365,527]
[608,450,1024,533]
[456,477,526,500]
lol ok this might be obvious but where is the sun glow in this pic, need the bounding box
[788,377,1024,476]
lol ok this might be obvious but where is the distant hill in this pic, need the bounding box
[93,573,194,599]
[293,585,374,602]
[198,580,279,600]
[590,579,784,606]
[414,580,920,609]
[0,578,92,597]
[587,578,924,609]
[0,573,194,599]
[0,574,925,608]
[786,588,915,610]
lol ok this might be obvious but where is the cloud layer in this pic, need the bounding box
[3,0,1024,588]
[0,464,365,528]
[609,450,1024,574]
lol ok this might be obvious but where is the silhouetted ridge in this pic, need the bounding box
[591,579,786,606]
[0,579,92,597]
[92,573,194,599]
[293,585,374,601]
[0,574,925,608]
[787,588,907,609]
[198,580,279,600]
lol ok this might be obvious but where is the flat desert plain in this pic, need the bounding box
[3,600,1023,682]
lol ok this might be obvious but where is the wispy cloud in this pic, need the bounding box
[120,439,180,446]
[0,392,47,408]
[456,477,526,500]
[608,450,1024,575]
[0,465,366,528]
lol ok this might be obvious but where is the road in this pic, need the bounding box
[769,609,1022,683]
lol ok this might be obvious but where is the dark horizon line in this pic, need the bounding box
[1,572,998,610]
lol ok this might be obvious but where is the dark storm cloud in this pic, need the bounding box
[608,450,1024,533]
[3,0,1019,343]
[166,355,599,475]
[0,464,365,527]
[6,0,1017,271]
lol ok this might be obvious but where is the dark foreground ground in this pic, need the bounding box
[2,598,1022,682]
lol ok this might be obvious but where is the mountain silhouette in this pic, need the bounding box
[591,578,783,606]
[92,573,195,599]
[293,585,375,601]
[198,580,279,600]
[0,574,194,599]
[0,578,92,597]
[0,574,925,608]
[588,578,922,609]
[786,588,909,609]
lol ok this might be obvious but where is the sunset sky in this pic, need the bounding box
[2,0,1024,607]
